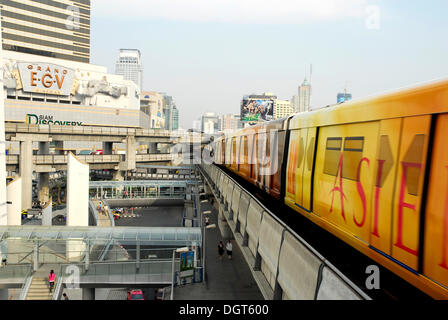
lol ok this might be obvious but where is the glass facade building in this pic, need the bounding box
[115,49,143,90]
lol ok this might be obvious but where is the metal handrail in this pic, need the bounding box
[102,199,115,227]
[19,265,33,300]
[89,200,99,226]
[98,240,114,262]
[52,265,63,300]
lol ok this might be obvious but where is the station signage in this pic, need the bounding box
[18,62,76,96]
[26,114,82,126]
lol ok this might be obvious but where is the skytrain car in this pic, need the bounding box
[215,79,448,299]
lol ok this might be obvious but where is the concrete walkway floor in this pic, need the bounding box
[173,200,263,300]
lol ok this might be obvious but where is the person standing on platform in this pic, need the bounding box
[205,216,210,226]
[62,293,69,300]
[218,241,224,260]
[226,240,233,260]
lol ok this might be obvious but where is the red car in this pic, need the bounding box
[127,289,144,300]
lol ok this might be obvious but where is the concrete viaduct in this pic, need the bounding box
[5,123,211,211]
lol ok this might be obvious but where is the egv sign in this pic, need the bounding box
[18,62,75,96]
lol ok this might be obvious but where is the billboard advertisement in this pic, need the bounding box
[241,99,274,122]
[179,251,195,277]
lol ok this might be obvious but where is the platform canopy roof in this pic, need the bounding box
[0,226,201,246]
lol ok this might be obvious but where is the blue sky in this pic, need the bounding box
[91,0,448,128]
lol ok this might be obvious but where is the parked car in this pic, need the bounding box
[127,289,144,300]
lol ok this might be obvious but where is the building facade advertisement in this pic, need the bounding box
[18,62,76,96]
[241,99,274,122]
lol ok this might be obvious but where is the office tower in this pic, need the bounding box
[298,78,311,113]
[0,0,91,63]
[220,114,242,132]
[290,94,300,113]
[0,14,6,225]
[201,112,219,134]
[274,99,293,119]
[172,106,179,130]
[140,91,165,129]
[115,49,143,90]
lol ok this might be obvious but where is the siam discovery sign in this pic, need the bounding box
[26,114,82,126]
[18,62,76,96]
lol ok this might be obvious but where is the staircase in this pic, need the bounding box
[26,272,53,300]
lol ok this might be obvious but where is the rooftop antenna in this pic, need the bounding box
[309,64,313,106]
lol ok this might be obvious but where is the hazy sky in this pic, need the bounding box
[91,0,448,129]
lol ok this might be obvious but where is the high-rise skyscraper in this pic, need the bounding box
[298,78,311,113]
[201,112,219,134]
[274,99,293,119]
[0,12,6,225]
[115,49,143,90]
[0,0,91,63]
[290,94,300,113]
[172,106,179,131]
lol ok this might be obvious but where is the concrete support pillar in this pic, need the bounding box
[38,173,50,204]
[42,198,52,226]
[19,140,33,211]
[37,142,50,204]
[102,142,113,155]
[0,289,8,300]
[82,288,95,300]
[148,143,157,154]
[113,170,124,181]
[7,178,22,226]
[54,141,64,155]
[38,141,49,154]
[66,153,89,262]
[67,153,89,227]
[119,136,136,171]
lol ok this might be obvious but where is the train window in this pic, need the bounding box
[232,138,237,164]
[342,137,365,181]
[243,136,248,165]
[402,134,426,196]
[324,137,342,176]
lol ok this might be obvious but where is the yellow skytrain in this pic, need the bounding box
[213,79,448,299]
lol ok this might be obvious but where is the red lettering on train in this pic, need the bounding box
[330,153,347,221]
[372,159,386,238]
[394,162,420,256]
[439,166,448,270]
[354,158,370,227]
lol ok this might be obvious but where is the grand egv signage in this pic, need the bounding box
[18,62,76,96]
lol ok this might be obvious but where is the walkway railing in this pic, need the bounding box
[18,265,33,300]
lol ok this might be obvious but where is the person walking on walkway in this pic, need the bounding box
[218,241,224,260]
[226,240,233,260]
[62,293,69,300]
[48,270,55,293]
[205,216,210,226]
